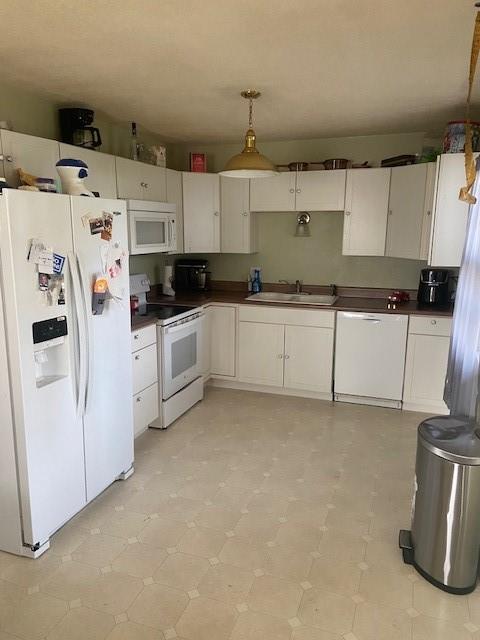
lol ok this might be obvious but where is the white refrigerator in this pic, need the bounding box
[0,190,134,558]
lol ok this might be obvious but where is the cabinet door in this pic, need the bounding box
[238,322,284,387]
[210,305,236,377]
[199,306,211,378]
[183,172,220,253]
[250,172,295,211]
[386,164,428,260]
[166,169,184,253]
[221,177,254,253]
[295,170,346,211]
[1,130,60,189]
[140,163,167,201]
[403,333,450,413]
[342,168,391,256]
[419,163,437,260]
[59,143,117,198]
[429,153,474,267]
[115,157,143,199]
[284,325,333,393]
[133,383,159,437]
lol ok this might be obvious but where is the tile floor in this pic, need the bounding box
[0,388,478,640]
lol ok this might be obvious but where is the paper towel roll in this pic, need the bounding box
[162,265,175,296]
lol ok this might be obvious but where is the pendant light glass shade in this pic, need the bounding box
[219,90,277,178]
[295,212,311,237]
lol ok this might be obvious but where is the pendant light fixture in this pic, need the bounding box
[219,90,277,178]
[295,212,311,237]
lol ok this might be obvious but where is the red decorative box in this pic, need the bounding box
[190,153,207,173]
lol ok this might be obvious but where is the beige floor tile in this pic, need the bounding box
[359,566,413,609]
[286,500,329,527]
[45,606,115,640]
[247,573,303,619]
[353,602,412,640]
[213,486,254,510]
[469,590,480,625]
[413,581,470,622]
[49,524,89,557]
[292,627,342,640]
[176,596,236,640]
[298,587,355,635]
[42,560,100,602]
[105,621,164,639]
[155,496,204,523]
[266,544,313,582]
[308,556,361,596]
[124,488,170,516]
[138,517,189,549]
[234,512,281,544]
[246,492,289,517]
[3,591,68,640]
[0,632,23,640]
[112,542,166,578]
[128,583,188,630]
[317,527,366,562]
[412,614,473,640]
[219,538,269,571]
[153,552,210,591]
[71,501,116,531]
[177,526,226,558]
[1,553,61,588]
[197,562,254,604]
[100,510,150,539]
[81,570,143,615]
[275,520,322,552]
[230,610,292,640]
[178,480,223,501]
[71,533,126,568]
[194,505,241,531]
[0,579,25,627]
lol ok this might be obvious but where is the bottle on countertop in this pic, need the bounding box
[252,269,262,294]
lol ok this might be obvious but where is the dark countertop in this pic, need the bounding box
[131,289,453,330]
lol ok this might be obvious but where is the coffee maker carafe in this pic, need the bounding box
[59,108,102,150]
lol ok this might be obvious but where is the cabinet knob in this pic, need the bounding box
[144,183,149,188]
[214,211,220,216]
[133,334,139,340]
[277,354,284,359]
[135,355,140,360]
[427,210,432,216]
[289,188,295,193]
[431,319,437,325]
[0,154,13,162]
[284,354,290,359]
[388,209,393,216]
[345,211,351,216]
[296,189,301,193]
[242,211,248,216]
[136,396,142,402]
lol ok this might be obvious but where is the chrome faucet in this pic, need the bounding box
[278,279,309,295]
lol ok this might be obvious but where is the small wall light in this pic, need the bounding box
[295,212,311,237]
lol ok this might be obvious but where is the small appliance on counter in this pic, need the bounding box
[174,258,211,292]
[417,269,450,308]
[162,265,175,297]
[59,107,102,149]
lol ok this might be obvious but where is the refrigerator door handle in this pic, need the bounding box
[68,252,88,417]
[76,255,94,416]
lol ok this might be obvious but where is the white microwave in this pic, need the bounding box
[127,200,177,254]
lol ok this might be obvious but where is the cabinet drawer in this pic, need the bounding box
[132,343,158,394]
[133,383,159,436]
[239,304,335,328]
[409,316,452,337]
[131,324,157,352]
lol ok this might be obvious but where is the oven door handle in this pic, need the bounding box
[163,314,204,335]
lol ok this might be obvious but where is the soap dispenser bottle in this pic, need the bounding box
[252,269,262,293]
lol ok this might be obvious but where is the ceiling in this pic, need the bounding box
[0,0,477,143]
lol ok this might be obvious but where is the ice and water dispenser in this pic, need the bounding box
[32,316,69,387]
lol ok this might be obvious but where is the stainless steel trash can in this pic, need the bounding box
[399,415,480,594]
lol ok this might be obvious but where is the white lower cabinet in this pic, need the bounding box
[284,325,333,393]
[237,306,334,394]
[403,316,452,414]
[131,325,159,437]
[209,304,236,377]
[238,321,285,387]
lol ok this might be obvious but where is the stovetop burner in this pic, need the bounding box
[133,303,196,321]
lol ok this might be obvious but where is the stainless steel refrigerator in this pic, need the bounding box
[0,190,133,558]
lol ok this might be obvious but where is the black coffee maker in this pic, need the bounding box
[174,259,211,292]
[417,269,450,307]
[59,108,102,149]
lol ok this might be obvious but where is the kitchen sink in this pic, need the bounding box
[246,292,338,306]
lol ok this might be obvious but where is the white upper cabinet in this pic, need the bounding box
[0,130,60,188]
[59,143,117,198]
[115,156,167,201]
[250,172,296,211]
[220,177,255,253]
[385,163,435,260]
[166,169,184,254]
[429,153,475,267]
[342,168,391,256]
[250,170,346,212]
[295,170,346,211]
[419,162,437,261]
[182,172,220,253]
